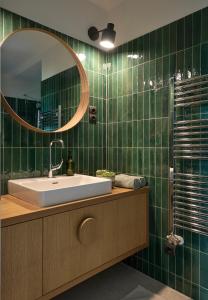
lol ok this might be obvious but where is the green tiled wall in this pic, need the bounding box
[0,8,107,194]
[5,97,38,127]
[107,7,208,300]
[41,66,81,130]
[1,5,208,300]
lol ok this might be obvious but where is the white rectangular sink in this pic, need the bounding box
[8,174,112,207]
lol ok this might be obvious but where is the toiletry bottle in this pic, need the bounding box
[66,152,75,176]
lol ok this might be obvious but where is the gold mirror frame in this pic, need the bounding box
[0,28,89,134]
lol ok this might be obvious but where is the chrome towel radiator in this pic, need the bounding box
[173,74,208,236]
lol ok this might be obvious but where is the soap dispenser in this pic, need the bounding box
[66,151,75,176]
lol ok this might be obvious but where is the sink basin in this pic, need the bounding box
[8,174,112,207]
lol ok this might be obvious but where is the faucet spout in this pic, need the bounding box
[48,139,64,178]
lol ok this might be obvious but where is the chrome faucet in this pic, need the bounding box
[48,139,64,178]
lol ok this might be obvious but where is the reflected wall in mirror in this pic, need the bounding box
[1,29,89,133]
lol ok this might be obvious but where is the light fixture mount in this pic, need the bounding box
[88,26,99,41]
[88,23,116,49]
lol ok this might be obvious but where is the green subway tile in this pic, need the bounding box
[144,120,150,147]
[184,48,192,78]
[143,33,150,62]
[185,14,193,48]
[138,64,144,92]
[176,50,184,76]
[155,148,162,178]
[163,55,170,86]
[127,95,133,121]
[137,36,144,64]
[200,252,208,289]
[201,43,208,75]
[144,91,150,119]
[170,21,177,53]
[150,90,155,118]
[200,287,208,300]
[137,120,143,147]
[150,60,156,89]
[143,147,150,176]
[170,53,177,78]
[137,93,143,120]
[155,119,162,147]
[156,58,163,88]
[162,209,168,237]
[184,280,192,298]
[144,62,150,91]
[132,94,138,120]
[177,18,185,51]
[193,10,201,45]
[3,9,12,36]
[150,119,155,147]
[132,121,138,147]
[149,149,156,177]
[192,250,200,285]
[155,178,162,207]
[150,31,156,60]
[156,28,163,58]
[163,25,170,56]
[202,7,208,43]
[155,89,162,118]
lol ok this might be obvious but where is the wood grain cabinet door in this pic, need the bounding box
[43,201,117,294]
[1,219,43,300]
[117,193,148,256]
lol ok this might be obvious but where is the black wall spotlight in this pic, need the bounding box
[88,23,116,49]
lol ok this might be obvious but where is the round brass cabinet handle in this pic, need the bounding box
[78,217,97,245]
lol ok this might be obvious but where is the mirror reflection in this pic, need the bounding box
[1,30,81,131]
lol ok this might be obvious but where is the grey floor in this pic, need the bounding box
[54,263,191,300]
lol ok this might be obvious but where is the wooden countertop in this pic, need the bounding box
[0,187,149,227]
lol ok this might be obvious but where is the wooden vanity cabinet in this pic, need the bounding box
[0,187,148,300]
[43,201,118,293]
[1,219,43,300]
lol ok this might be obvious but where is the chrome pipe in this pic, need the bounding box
[174,119,208,125]
[174,195,208,204]
[175,80,208,91]
[175,86,208,96]
[174,150,208,154]
[174,172,208,178]
[174,183,208,191]
[174,74,208,86]
[174,207,208,218]
[174,125,208,131]
[173,178,208,185]
[174,189,208,199]
[174,144,208,148]
[174,100,208,107]
[174,93,208,102]
[174,137,208,142]
[175,131,208,136]
[174,223,208,236]
[174,201,208,212]
[174,212,208,224]
[173,156,208,160]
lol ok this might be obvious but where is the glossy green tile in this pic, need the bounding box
[193,10,201,46]
[170,21,177,53]
[156,28,163,58]
[202,7,208,43]
[200,253,208,289]
[150,31,156,60]
[177,18,185,51]
[185,14,193,48]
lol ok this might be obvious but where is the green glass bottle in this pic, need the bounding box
[66,152,75,176]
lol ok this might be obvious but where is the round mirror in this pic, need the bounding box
[1,28,89,133]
